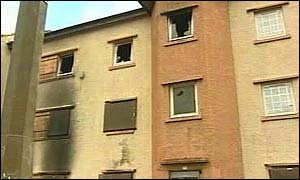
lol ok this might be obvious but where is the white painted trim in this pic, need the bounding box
[255,8,286,40]
[57,53,74,77]
[168,10,194,41]
[262,82,296,116]
[170,82,198,118]
[113,41,133,66]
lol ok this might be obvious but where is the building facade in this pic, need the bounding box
[30,9,152,179]
[148,1,244,178]
[229,1,299,179]
[1,1,299,179]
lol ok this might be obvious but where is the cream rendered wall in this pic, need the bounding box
[42,16,151,178]
[229,1,299,179]
[1,35,13,115]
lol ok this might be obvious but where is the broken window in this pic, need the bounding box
[268,165,299,179]
[169,11,192,40]
[169,171,200,179]
[170,82,198,118]
[103,99,137,132]
[115,42,132,64]
[98,172,134,179]
[47,109,70,137]
[58,54,74,75]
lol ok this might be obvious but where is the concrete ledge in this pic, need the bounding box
[253,74,298,84]
[253,34,291,45]
[164,37,198,47]
[109,62,136,71]
[246,2,289,13]
[161,157,209,165]
[261,113,299,122]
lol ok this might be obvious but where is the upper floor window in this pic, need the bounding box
[262,82,295,116]
[170,82,198,118]
[255,8,286,40]
[103,98,137,132]
[57,53,74,76]
[34,108,72,141]
[114,41,132,65]
[168,10,193,41]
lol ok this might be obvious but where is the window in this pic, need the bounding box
[168,10,193,41]
[114,42,132,65]
[98,172,134,179]
[262,83,295,116]
[34,108,71,141]
[268,165,299,179]
[255,8,286,39]
[169,171,200,179]
[48,109,71,136]
[170,82,198,118]
[103,99,137,132]
[57,54,74,76]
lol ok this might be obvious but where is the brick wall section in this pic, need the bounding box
[151,1,244,178]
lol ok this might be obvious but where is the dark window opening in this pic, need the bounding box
[98,172,133,179]
[169,171,200,179]
[59,54,74,75]
[116,43,132,63]
[103,99,137,132]
[48,109,70,137]
[169,11,192,39]
[268,166,299,179]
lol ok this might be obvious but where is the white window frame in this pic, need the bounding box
[168,10,194,41]
[113,41,133,66]
[255,8,286,40]
[57,53,74,76]
[170,82,198,118]
[262,82,296,116]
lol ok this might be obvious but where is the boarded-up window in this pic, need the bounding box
[103,99,137,132]
[39,55,58,80]
[34,112,50,141]
[98,172,133,179]
[269,166,299,179]
[48,109,70,136]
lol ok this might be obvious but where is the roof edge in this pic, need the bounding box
[44,8,148,41]
[138,1,154,13]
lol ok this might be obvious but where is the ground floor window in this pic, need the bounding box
[169,170,200,179]
[267,164,299,179]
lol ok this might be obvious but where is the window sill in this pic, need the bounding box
[105,129,135,136]
[34,136,70,142]
[261,113,299,122]
[166,115,202,123]
[253,34,291,45]
[164,37,198,47]
[109,62,136,71]
[39,73,75,84]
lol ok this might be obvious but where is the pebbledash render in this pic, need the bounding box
[0,1,298,179]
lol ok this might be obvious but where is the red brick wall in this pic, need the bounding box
[151,1,244,178]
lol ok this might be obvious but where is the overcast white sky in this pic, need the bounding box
[1,1,141,35]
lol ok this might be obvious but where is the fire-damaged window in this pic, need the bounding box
[48,109,71,136]
[34,108,71,141]
[58,54,74,76]
[98,172,134,179]
[114,42,132,65]
[168,10,193,40]
[103,98,137,132]
[267,165,299,179]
